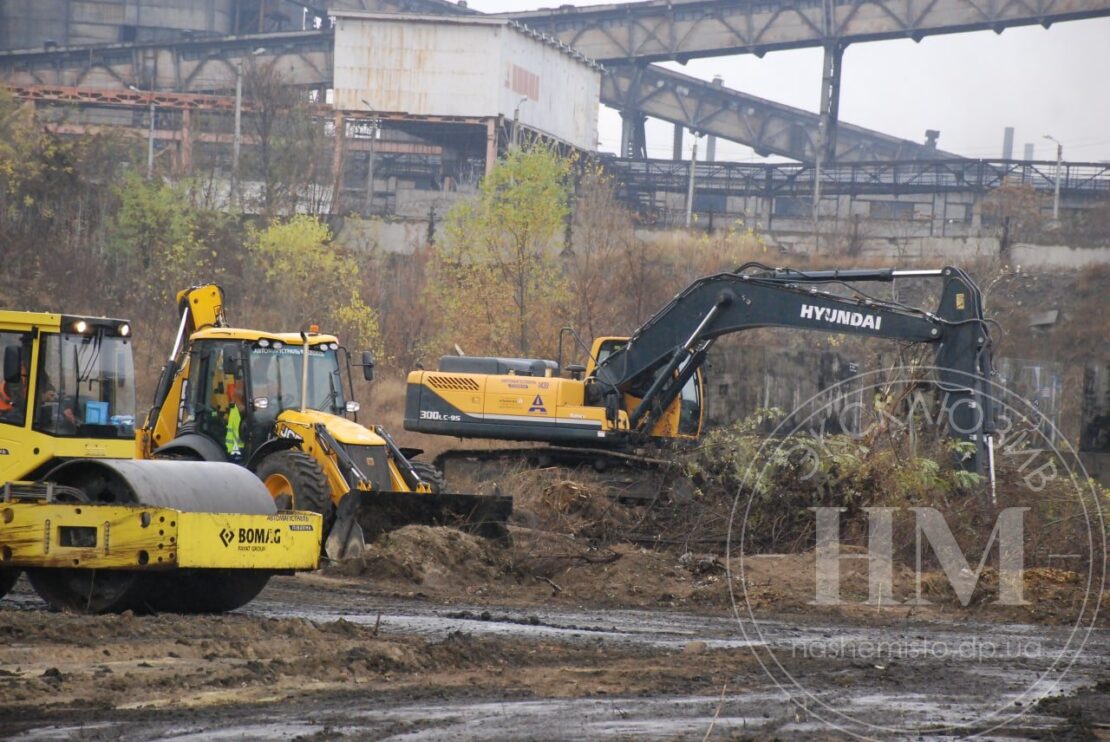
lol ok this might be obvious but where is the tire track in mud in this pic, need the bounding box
[4,575,1107,740]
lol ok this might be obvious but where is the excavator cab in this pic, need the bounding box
[588,337,704,441]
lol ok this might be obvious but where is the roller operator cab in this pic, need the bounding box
[0,310,137,483]
[403,335,704,447]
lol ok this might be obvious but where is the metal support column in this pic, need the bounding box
[672,123,684,161]
[330,111,345,215]
[485,118,498,175]
[818,41,844,164]
[620,110,647,160]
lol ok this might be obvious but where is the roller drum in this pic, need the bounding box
[43,459,277,514]
[27,460,276,614]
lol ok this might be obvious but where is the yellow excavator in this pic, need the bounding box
[0,308,322,613]
[405,264,998,483]
[137,285,511,557]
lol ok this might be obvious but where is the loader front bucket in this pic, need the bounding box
[325,491,513,562]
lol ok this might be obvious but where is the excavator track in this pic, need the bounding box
[3,460,319,614]
[433,446,692,505]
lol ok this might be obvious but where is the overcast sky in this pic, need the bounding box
[467,0,1110,163]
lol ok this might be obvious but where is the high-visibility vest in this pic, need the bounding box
[226,405,244,454]
[0,380,14,412]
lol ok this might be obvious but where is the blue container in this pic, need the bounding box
[84,401,109,425]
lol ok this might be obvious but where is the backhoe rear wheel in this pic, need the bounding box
[256,450,334,535]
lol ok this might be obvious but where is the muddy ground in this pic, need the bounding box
[0,520,1106,741]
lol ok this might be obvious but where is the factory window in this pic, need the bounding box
[945,203,971,224]
[694,193,727,214]
[120,25,138,42]
[868,200,914,220]
[773,197,810,218]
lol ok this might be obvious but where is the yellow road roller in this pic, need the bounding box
[0,309,322,613]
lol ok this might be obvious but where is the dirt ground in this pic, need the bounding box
[329,518,1103,626]
[1,515,1105,740]
[1,460,1106,739]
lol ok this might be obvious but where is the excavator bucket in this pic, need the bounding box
[325,490,513,561]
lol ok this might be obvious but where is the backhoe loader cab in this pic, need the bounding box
[145,327,403,518]
[141,285,512,554]
[177,330,358,462]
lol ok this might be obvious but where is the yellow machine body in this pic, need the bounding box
[0,310,135,483]
[404,336,703,446]
[0,306,322,613]
[138,316,431,506]
[0,494,320,571]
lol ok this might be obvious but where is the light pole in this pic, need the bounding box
[360,99,381,215]
[232,47,266,207]
[685,134,699,229]
[1043,134,1063,223]
[512,96,528,149]
[128,84,155,178]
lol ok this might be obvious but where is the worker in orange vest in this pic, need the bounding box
[0,362,28,424]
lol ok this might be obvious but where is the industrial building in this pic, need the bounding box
[333,12,600,152]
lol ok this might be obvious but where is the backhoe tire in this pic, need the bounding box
[255,450,335,536]
[409,461,445,494]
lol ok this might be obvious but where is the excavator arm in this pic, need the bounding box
[593,264,995,471]
[139,285,226,457]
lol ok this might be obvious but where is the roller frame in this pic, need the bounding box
[0,486,322,572]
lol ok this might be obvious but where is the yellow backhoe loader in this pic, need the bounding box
[0,308,322,613]
[137,285,511,558]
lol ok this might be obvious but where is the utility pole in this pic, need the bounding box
[685,135,699,229]
[232,48,266,208]
[128,84,155,178]
[147,95,155,178]
[232,62,242,205]
[813,137,822,252]
[1044,134,1063,223]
